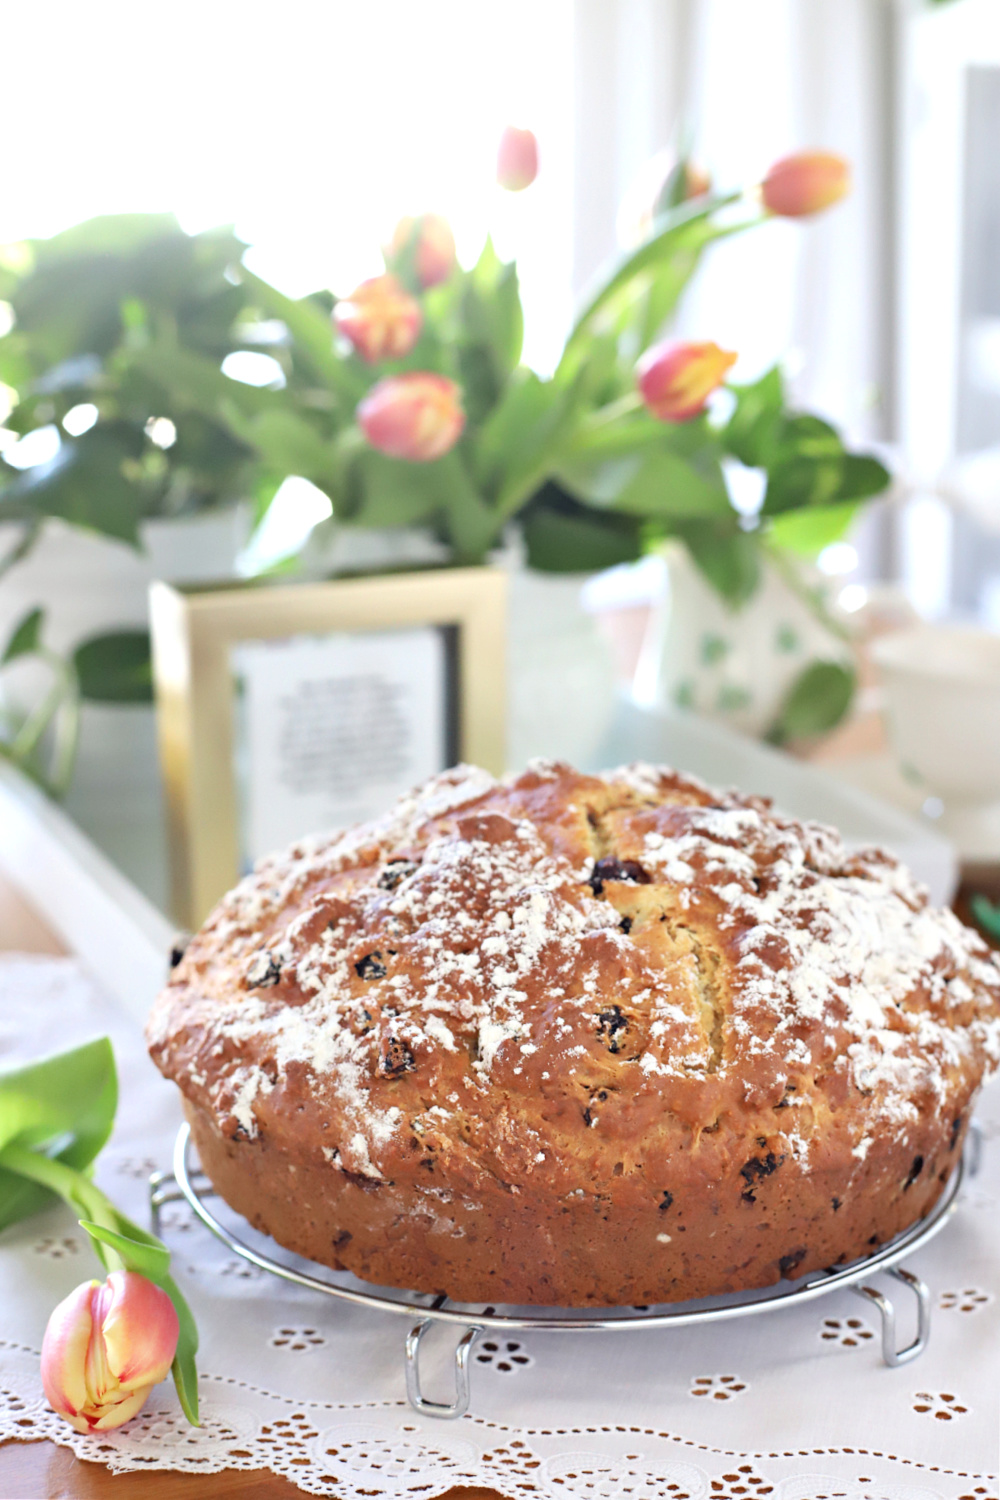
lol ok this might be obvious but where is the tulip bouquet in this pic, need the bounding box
[246,165,874,566]
[0,1038,198,1431]
[230,143,887,736]
[0,140,892,777]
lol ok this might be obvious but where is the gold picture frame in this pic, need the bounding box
[150,566,506,928]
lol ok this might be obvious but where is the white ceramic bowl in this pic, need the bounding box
[871,624,1000,805]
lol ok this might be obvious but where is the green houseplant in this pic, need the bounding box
[0,215,273,803]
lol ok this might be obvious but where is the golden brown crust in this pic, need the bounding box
[147,761,1000,1305]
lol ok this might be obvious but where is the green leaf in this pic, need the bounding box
[763,454,844,516]
[561,195,744,370]
[226,406,337,486]
[633,233,720,352]
[571,448,731,520]
[768,659,857,743]
[835,453,892,502]
[723,366,786,467]
[239,269,364,400]
[521,486,644,572]
[767,500,863,558]
[559,401,690,466]
[79,1219,171,1280]
[33,214,181,262]
[0,421,146,544]
[168,1295,201,1427]
[2,606,43,664]
[0,1037,116,1161]
[352,448,460,528]
[438,457,504,562]
[129,338,273,420]
[466,239,524,375]
[473,370,578,517]
[674,520,762,607]
[455,340,502,425]
[971,894,1000,941]
[0,1038,117,1230]
[74,630,152,703]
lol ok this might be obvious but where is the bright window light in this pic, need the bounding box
[0,2,574,374]
[722,458,766,518]
[3,425,60,470]
[221,352,287,389]
[62,402,99,436]
[838,583,868,614]
[0,303,13,338]
[145,416,177,449]
[818,542,859,576]
[238,477,334,576]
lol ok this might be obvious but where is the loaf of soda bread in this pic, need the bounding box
[147,761,1000,1305]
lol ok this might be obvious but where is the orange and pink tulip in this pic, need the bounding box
[761,151,850,218]
[357,372,465,462]
[496,126,539,192]
[334,274,422,364]
[389,214,457,289]
[636,340,737,423]
[41,1271,179,1434]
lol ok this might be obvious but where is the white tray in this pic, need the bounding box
[0,761,174,1023]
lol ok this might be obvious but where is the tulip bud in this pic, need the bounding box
[41,1271,179,1433]
[389,214,456,289]
[618,152,712,247]
[358,372,465,462]
[654,160,712,217]
[496,126,539,192]
[637,340,738,423]
[761,151,850,218]
[333,274,422,364]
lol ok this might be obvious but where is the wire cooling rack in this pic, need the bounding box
[151,1122,976,1419]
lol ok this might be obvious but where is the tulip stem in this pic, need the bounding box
[0,1144,124,1271]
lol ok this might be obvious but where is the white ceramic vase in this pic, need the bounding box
[636,542,851,739]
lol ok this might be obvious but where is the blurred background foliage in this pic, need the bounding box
[0,186,890,783]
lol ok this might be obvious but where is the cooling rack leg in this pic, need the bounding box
[851,1266,931,1366]
[404,1319,481,1418]
[148,1170,184,1237]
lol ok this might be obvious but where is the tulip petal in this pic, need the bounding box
[92,1385,152,1431]
[100,1271,179,1390]
[41,1280,98,1420]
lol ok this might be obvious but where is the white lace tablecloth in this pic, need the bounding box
[0,954,997,1500]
